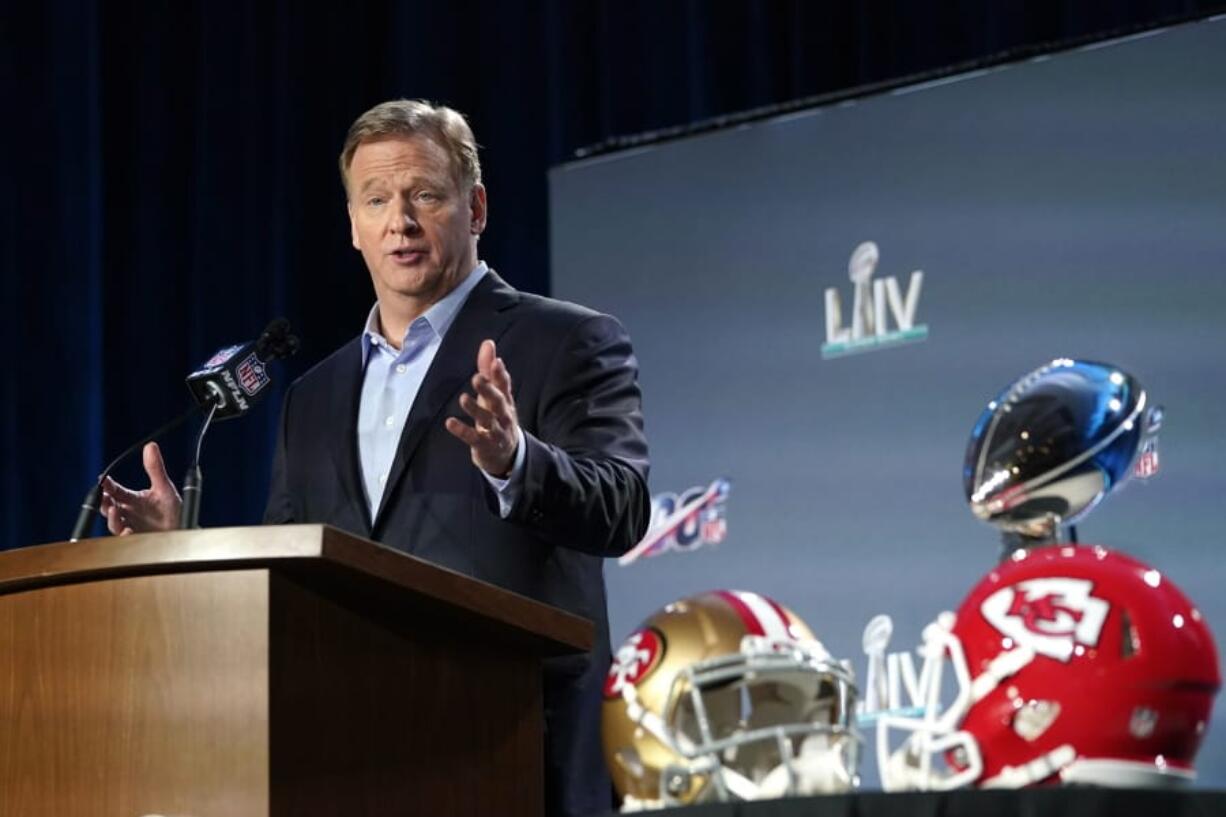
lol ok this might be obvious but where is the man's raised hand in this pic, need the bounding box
[445,339,521,478]
[99,442,182,535]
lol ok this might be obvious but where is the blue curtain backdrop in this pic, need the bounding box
[2,0,1219,550]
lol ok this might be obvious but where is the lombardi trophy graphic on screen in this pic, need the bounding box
[961,359,1163,555]
[848,241,879,340]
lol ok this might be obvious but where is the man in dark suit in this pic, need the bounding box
[101,99,650,817]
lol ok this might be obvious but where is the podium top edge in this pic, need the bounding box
[1,524,592,654]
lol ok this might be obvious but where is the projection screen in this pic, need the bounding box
[550,16,1226,785]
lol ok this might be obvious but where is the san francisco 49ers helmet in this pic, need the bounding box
[876,545,1220,790]
[602,590,859,810]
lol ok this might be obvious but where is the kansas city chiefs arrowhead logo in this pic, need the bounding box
[981,578,1110,662]
[604,627,665,698]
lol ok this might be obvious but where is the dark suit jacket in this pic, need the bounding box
[264,270,651,816]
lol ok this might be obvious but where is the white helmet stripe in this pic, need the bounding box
[735,591,792,640]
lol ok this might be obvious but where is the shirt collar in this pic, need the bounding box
[361,261,488,366]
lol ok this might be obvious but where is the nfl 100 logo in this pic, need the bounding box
[618,478,730,566]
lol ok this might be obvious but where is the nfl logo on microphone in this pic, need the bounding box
[236,353,270,396]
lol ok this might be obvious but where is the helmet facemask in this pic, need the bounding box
[874,612,1055,791]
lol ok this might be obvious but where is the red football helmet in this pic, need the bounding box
[876,545,1220,789]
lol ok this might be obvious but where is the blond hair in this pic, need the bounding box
[338,99,482,195]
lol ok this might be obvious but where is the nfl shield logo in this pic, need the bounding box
[236,353,270,396]
[1133,439,1160,479]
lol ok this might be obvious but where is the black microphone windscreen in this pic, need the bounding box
[255,318,300,361]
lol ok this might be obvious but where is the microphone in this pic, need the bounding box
[178,400,219,530]
[179,319,300,528]
[68,405,202,541]
[185,318,300,420]
[69,319,300,540]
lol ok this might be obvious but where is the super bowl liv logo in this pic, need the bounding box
[822,241,928,359]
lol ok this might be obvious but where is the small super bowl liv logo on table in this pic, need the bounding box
[822,241,928,359]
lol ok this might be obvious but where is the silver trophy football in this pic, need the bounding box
[962,359,1162,554]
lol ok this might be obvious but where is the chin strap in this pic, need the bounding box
[757,735,854,797]
[981,744,1077,788]
[715,767,761,800]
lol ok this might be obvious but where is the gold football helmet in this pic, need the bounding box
[602,590,859,810]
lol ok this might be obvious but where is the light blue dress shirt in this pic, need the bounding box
[358,262,524,518]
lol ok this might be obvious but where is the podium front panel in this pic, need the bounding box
[0,569,271,817]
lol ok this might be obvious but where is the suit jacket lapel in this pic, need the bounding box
[373,270,521,532]
[329,337,374,535]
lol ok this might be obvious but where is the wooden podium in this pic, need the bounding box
[0,525,592,817]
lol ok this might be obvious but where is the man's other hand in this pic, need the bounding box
[445,339,520,478]
[99,442,182,535]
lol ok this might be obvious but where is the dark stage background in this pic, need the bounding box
[2,0,1222,571]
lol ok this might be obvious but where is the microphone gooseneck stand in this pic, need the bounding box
[179,391,222,530]
[69,404,203,542]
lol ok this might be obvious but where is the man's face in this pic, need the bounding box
[347,134,486,317]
